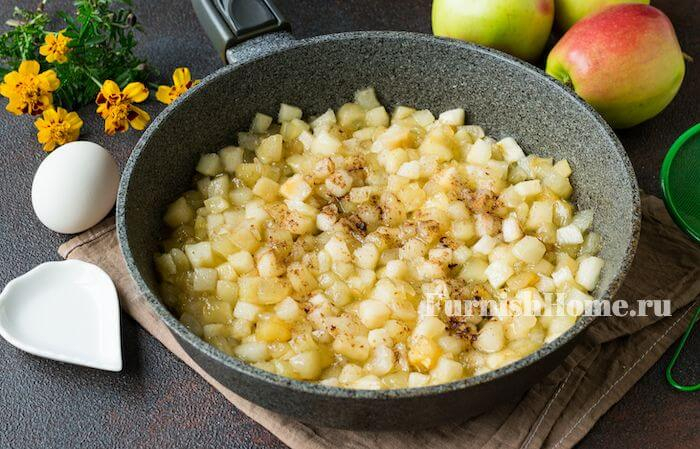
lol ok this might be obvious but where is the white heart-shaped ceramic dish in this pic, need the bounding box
[0,260,122,371]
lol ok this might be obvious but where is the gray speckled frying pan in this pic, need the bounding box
[116,0,640,429]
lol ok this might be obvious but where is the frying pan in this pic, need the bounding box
[116,0,641,429]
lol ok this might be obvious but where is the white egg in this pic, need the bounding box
[32,141,120,234]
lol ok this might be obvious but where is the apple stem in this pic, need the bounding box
[682,52,694,63]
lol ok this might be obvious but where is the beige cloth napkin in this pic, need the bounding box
[58,195,700,449]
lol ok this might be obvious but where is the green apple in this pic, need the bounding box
[546,4,685,129]
[432,0,554,62]
[554,0,650,31]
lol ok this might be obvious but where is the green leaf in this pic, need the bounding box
[0,0,152,110]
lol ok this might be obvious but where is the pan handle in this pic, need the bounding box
[192,0,290,60]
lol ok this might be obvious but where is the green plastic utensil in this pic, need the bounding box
[661,124,700,392]
[661,123,700,243]
[665,305,699,392]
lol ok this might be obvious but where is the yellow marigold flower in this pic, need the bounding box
[39,31,72,64]
[0,60,60,115]
[34,107,83,152]
[156,67,200,105]
[96,80,150,135]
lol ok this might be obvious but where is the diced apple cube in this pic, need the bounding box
[211,235,238,257]
[580,232,602,256]
[448,219,473,242]
[256,134,283,163]
[204,196,230,214]
[324,236,352,263]
[280,118,309,142]
[208,174,230,198]
[229,186,254,206]
[553,159,572,177]
[556,224,584,246]
[256,315,292,342]
[413,109,436,128]
[297,130,314,151]
[414,317,447,339]
[502,215,523,243]
[467,139,492,166]
[474,321,505,353]
[228,251,255,274]
[216,280,238,302]
[397,160,421,179]
[218,146,244,173]
[257,250,286,277]
[155,253,177,277]
[233,300,262,322]
[196,153,223,176]
[379,148,408,174]
[235,162,261,187]
[552,266,575,288]
[170,248,190,272]
[358,299,392,329]
[337,102,366,131]
[311,109,337,131]
[216,262,238,281]
[543,172,573,198]
[459,258,489,282]
[452,245,472,264]
[354,243,380,269]
[274,297,301,321]
[278,103,303,122]
[365,106,390,127]
[289,350,323,380]
[564,288,594,317]
[333,335,370,362]
[234,341,269,362]
[286,262,318,294]
[279,174,312,201]
[485,260,514,288]
[164,197,194,228]
[498,137,526,163]
[185,242,214,267]
[430,356,463,384]
[252,177,279,202]
[250,112,272,134]
[371,124,411,152]
[438,108,465,126]
[512,236,546,264]
[576,256,604,291]
[472,235,498,255]
[324,169,354,197]
[354,87,381,110]
[311,130,341,155]
[408,372,431,388]
[526,201,553,230]
[572,209,594,232]
[514,179,542,198]
[192,267,218,292]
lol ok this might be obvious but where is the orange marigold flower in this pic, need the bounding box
[0,60,60,115]
[39,31,72,64]
[156,67,200,105]
[96,80,150,135]
[34,107,83,152]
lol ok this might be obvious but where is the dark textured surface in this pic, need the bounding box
[0,0,697,447]
[118,29,639,428]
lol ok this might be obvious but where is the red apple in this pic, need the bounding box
[554,0,650,31]
[546,4,685,128]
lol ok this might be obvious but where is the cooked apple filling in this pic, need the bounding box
[154,88,604,389]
